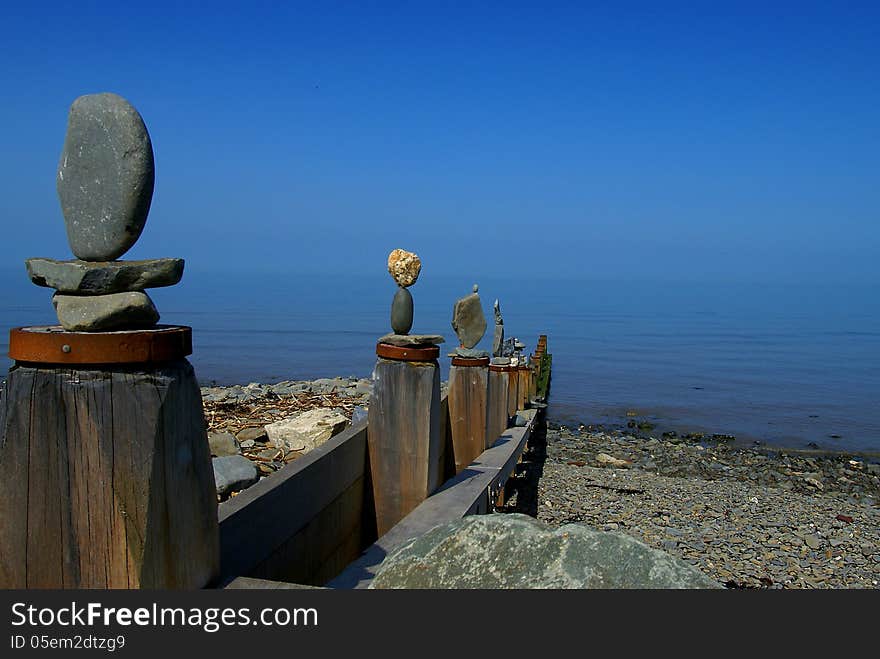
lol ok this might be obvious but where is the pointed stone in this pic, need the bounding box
[451,285,487,349]
[57,92,155,261]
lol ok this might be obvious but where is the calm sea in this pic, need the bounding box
[1,268,878,453]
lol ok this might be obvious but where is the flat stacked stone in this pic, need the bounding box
[26,257,183,294]
[27,92,183,332]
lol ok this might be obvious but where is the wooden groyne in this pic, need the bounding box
[219,334,552,588]
[0,328,551,589]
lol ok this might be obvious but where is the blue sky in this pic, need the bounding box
[1,1,877,282]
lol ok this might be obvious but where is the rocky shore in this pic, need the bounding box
[511,422,880,588]
[201,377,372,499]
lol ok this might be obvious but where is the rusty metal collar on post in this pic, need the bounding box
[376,342,439,362]
[8,325,192,365]
[450,356,490,367]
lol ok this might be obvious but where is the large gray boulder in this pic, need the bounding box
[370,513,720,589]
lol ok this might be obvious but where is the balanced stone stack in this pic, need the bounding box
[26,92,182,331]
[450,284,488,358]
[380,248,443,348]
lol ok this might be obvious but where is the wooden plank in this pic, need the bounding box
[247,475,366,585]
[447,363,489,473]
[367,357,441,537]
[486,369,509,451]
[26,369,65,587]
[0,367,34,587]
[327,414,539,590]
[217,419,369,584]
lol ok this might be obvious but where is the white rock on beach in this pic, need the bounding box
[265,408,350,453]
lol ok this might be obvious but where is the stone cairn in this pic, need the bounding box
[26,92,182,331]
[380,248,444,348]
[450,284,488,358]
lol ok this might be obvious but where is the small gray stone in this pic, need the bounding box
[53,291,159,331]
[451,285,487,349]
[57,93,155,261]
[390,286,413,335]
[213,455,259,497]
[26,257,184,294]
[370,514,719,589]
[236,426,268,443]
[450,347,489,359]
[378,333,445,346]
[208,431,240,457]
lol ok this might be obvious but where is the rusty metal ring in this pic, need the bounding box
[9,325,192,365]
[451,356,490,367]
[376,342,439,362]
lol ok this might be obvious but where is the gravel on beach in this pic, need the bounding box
[517,423,880,588]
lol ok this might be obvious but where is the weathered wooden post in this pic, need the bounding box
[0,93,218,588]
[507,360,519,417]
[517,364,530,410]
[447,285,490,472]
[487,362,511,445]
[528,358,538,403]
[368,249,444,537]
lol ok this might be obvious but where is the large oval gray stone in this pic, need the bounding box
[370,513,720,589]
[57,93,155,261]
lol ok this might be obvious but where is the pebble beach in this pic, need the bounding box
[513,423,880,589]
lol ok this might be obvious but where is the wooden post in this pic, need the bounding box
[447,356,490,473]
[487,364,510,449]
[0,326,219,588]
[517,365,530,410]
[528,360,538,403]
[507,364,519,417]
[368,342,442,537]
